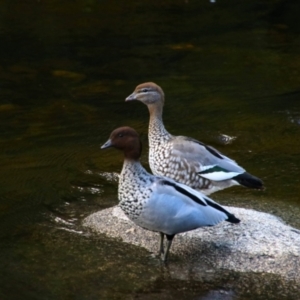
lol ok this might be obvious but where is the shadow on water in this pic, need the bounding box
[0,0,300,299]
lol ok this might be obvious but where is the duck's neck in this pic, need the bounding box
[120,159,148,184]
[148,104,172,144]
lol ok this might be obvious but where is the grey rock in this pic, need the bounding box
[83,206,300,280]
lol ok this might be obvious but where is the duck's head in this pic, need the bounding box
[125,82,165,107]
[101,126,142,160]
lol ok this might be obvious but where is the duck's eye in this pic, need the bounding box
[141,88,148,93]
[118,133,123,138]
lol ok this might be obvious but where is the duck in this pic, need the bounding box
[125,82,264,195]
[101,126,240,262]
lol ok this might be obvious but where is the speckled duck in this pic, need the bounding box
[101,126,240,261]
[126,82,264,195]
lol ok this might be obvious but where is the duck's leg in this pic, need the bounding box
[162,234,175,262]
[159,232,165,257]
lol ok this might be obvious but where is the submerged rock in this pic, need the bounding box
[83,206,300,280]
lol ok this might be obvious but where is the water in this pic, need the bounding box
[0,0,300,299]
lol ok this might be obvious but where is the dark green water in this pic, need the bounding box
[0,0,300,299]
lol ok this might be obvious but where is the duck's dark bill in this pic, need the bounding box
[101,139,112,149]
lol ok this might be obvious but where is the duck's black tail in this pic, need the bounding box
[233,172,264,190]
[226,213,240,224]
[205,198,241,224]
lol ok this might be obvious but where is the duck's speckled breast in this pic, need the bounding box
[118,161,154,222]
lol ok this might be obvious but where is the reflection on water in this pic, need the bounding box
[0,0,300,299]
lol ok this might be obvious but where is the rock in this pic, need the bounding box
[83,206,300,280]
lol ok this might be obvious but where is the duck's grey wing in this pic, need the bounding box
[170,136,245,181]
[139,177,240,236]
